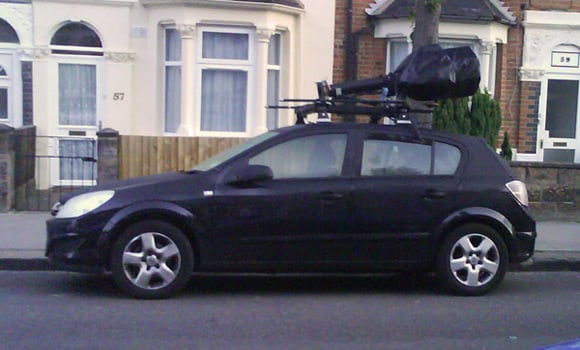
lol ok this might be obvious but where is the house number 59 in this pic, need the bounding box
[113,93,125,101]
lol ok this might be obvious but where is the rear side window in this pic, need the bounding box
[361,140,431,176]
[433,142,461,175]
[361,139,461,176]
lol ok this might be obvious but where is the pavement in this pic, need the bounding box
[0,211,578,272]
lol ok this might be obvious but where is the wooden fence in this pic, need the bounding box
[118,135,246,179]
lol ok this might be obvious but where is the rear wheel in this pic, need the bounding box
[436,224,508,296]
[110,220,193,299]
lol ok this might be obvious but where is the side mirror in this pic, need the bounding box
[229,164,273,186]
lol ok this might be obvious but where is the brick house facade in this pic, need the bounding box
[333,0,580,163]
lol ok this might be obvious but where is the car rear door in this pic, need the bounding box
[350,131,464,266]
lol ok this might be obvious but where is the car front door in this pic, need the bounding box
[208,132,355,269]
[350,133,463,266]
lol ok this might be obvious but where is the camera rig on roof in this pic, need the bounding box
[269,44,482,129]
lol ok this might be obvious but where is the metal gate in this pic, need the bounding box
[15,134,97,211]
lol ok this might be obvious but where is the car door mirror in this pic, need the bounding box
[228,164,273,186]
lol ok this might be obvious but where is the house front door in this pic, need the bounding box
[50,58,103,186]
[540,77,580,163]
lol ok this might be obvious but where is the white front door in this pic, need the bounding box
[539,77,580,163]
[52,57,103,185]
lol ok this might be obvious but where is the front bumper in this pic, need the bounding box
[510,230,537,263]
[45,217,107,273]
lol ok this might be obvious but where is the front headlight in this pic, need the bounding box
[56,190,115,219]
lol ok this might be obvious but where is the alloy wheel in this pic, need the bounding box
[448,233,500,287]
[121,232,182,290]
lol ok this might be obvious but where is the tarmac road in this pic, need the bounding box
[0,271,578,350]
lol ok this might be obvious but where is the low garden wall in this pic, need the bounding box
[510,161,579,220]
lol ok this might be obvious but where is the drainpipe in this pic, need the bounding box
[344,0,358,122]
[345,0,358,82]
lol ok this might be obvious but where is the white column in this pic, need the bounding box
[480,41,495,92]
[254,28,275,135]
[177,24,196,136]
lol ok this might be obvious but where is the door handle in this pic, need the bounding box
[319,191,344,201]
[423,189,446,200]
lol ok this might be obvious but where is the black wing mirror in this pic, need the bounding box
[228,164,273,186]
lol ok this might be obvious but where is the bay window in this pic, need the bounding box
[199,29,252,133]
[267,33,281,130]
[164,28,182,133]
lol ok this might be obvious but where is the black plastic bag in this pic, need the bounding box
[393,44,481,101]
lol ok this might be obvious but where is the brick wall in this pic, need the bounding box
[499,0,580,152]
[336,1,580,153]
[494,1,522,150]
[333,0,386,84]
[518,81,540,153]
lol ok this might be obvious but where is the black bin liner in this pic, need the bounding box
[393,44,481,101]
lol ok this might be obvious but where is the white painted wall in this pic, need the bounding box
[1,0,335,137]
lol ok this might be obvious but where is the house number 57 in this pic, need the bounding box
[113,93,125,101]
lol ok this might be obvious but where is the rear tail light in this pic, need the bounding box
[506,180,529,207]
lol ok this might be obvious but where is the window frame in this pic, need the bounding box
[163,27,182,134]
[0,64,9,121]
[267,33,282,130]
[195,26,255,137]
[248,133,349,180]
[359,135,463,178]
[55,57,102,129]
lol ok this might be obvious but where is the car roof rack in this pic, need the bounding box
[268,78,431,142]
[267,44,482,143]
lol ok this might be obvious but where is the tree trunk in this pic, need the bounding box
[413,0,440,49]
[408,0,441,129]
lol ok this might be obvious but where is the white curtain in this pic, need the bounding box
[59,139,97,181]
[59,64,96,126]
[165,67,181,133]
[200,31,249,132]
[164,28,182,133]
[165,28,181,61]
[267,70,279,130]
[201,69,247,132]
[267,34,281,130]
[202,32,248,60]
[389,41,409,72]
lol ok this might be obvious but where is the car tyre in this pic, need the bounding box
[436,223,508,296]
[110,220,194,299]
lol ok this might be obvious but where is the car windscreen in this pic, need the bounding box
[192,131,279,171]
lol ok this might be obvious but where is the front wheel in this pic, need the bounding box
[110,220,194,299]
[436,224,508,296]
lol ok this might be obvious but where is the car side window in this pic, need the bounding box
[249,134,347,179]
[361,140,431,176]
[433,142,461,175]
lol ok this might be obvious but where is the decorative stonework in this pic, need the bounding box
[18,47,50,60]
[523,11,580,68]
[480,41,495,55]
[519,68,544,81]
[257,28,276,43]
[176,24,196,39]
[523,33,558,67]
[0,3,33,45]
[104,51,136,63]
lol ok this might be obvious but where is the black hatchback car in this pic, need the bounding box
[46,122,536,299]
